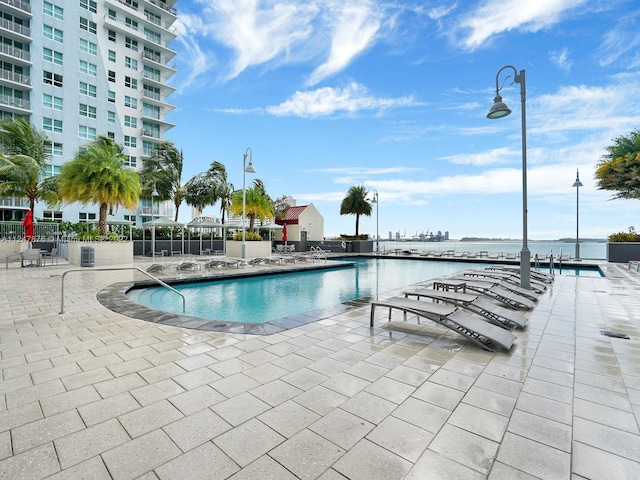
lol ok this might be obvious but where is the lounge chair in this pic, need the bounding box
[504,253,518,260]
[442,278,535,309]
[461,270,546,294]
[370,297,516,351]
[403,288,527,330]
[487,266,554,283]
[177,262,198,271]
[628,260,640,272]
[146,263,176,274]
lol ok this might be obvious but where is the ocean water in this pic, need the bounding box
[376,240,606,260]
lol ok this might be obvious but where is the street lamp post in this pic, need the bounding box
[241,147,256,259]
[487,65,530,290]
[572,169,583,260]
[372,190,379,253]
[151,184,158,260]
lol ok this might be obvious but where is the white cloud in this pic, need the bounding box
[549,47,572,72]
[439,147,514,166]
[266,82,416,117]
[307,1,383,85]
[456,0,587,50]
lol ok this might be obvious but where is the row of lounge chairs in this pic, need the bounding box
[146,258,242,274]
[370,266,553,352]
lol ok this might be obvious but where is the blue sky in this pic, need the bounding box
[165,0,640,240]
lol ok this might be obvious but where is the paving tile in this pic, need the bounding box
[366,415,433,463]
[333,438,412,480]
[102,429,182,480]
[507,409,572,452]
[40,385,102,417]
[429,424,499,475]
[514,391,573,424]
[55,418,130,469]
[488,461,540,479]
[413,380,465,410]
[269,429,345,480]
[496,432,570,480]
[163,408,231,452]
[45,456,112,480]
[12,409,85,454]
[309,408,374,450]
[258,400,321,438]
[210,372,261,398]
[364,376,416,404]
[572,441,640,480]
[293,385,349,416]
[172,366,222,390]
[573,398,639,434]
[462,386,517,417]
[77,392,140,427]
[5,379,66,409]
[573,417,640,462]
[392,397,450,433]
[214,418,285,467]
[448,403,509,443]
[130,379,186,406]
[405,449,485,480]
[211,392,271,426]
[119,399,184,438]
[250,379,303,407]
[167,384,227,416]
[94,373,147,398]
[227,454,299,480]
[0,442,60,479]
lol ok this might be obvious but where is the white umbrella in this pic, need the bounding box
[187,219,225,254]
[143,217,184,257]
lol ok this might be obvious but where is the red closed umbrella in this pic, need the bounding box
[282,223,287,244]
[23,210,34,243]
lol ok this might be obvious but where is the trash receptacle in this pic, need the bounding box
[346,241,353,253]
[81,246,95,267]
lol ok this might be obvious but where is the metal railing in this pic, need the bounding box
[59,266,185,314]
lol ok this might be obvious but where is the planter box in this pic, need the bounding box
[226,240,272,259]
[606,242,640,263]
[68,241,133,266]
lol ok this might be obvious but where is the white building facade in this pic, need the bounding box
[0,0,177,225]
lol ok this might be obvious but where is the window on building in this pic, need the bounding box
[79,104,97,119]
[108,90,116,103]
[125,37,138,51]
[108,70,115,82]
[42,210,63,221]
[124,136,137,147]
[79,81,97,98]
[42,164,62,178]
[144,28,161,45]
[79,17,97,34]
[125,76,137,89]
[43,118,63,133]
[79,38,97,55]
[125,156,137,168]
[145,10,161,26]
[108,50,116,62]
[142,140,155,156]
[124,116,137,128]
[108,9,116,20]
[43,94,63,111]
[43,48,63,65]
[143,103,160,119]
[80,0,97,14]
[143,46,161,63]
[124,57,138,70]
[108,30,116,42]
[45,142,63,156]
[124,215,136,223]
[78,125,97,140]
[143,65,160,82]
[43,71,63,87]
[125,17,138,30]
[79,60,97,76]
[43,1,63,20]
[107,111,115,123]
[79,212,97,222]
[143,84,160,100]
[107,132,115,140]
[43,25,63,42]
[124,96,137,109]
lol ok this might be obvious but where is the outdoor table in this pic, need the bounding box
[433,279,467,293]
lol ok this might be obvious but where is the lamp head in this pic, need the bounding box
[244,161,256,174]
[151,184,158,197]
[572,169,583,188]
[486,94,512,119]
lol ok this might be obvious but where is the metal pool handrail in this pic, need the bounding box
[59,267,185,314]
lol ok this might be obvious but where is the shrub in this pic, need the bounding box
[608,226,640,242]
[232,231,262,241]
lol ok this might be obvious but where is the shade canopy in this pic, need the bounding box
[143,217,184,227]
[107,215,133,225]
[187,219,225,229]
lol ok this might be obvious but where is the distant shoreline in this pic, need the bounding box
[379,238,607,243]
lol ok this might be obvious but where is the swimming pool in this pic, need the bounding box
[132,258,481,324]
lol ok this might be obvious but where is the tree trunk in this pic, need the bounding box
[99,202,109,236]
[355,214,360,236]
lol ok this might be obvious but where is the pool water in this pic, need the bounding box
[133,258,603,324]
[134,258,479,324]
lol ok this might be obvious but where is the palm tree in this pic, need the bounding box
[56,136,141,235]
[340,185,372,237]
[229,181,274,233]
[0,119,54,212]
[140,142,185,221]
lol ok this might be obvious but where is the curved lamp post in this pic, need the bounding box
[371,190,379,253]
[241,147,256,259]
[572,169,583,260]
[151,184,158,260]
[487,65,530,290]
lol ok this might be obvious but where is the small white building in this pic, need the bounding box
[277,204,324,242]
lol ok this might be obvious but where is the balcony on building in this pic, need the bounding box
[0,0,33,17]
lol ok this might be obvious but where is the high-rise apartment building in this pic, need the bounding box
[0,0,177,226]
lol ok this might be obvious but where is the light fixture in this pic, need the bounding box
[487,65,530,289]
[151,184,158,259]
[241,147,256,259]
[572,169,583,260]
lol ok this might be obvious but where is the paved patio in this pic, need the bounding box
[1,256,639,479]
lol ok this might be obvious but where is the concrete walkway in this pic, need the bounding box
[0,257,639,479]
